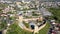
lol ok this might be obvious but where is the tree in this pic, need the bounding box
[0,19,7,31]
[48,7,60,23]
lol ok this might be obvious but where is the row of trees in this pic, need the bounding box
[0,16,7,31]
[48,7,60,23]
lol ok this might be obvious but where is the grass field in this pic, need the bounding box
[7,22,50,34]
[38,22,50,34]
[6,23,32,34]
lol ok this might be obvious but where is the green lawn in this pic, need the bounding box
[6,22,50,34]
[37,23,50,34]
[23,21,29,28]
[6,23,32,34]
